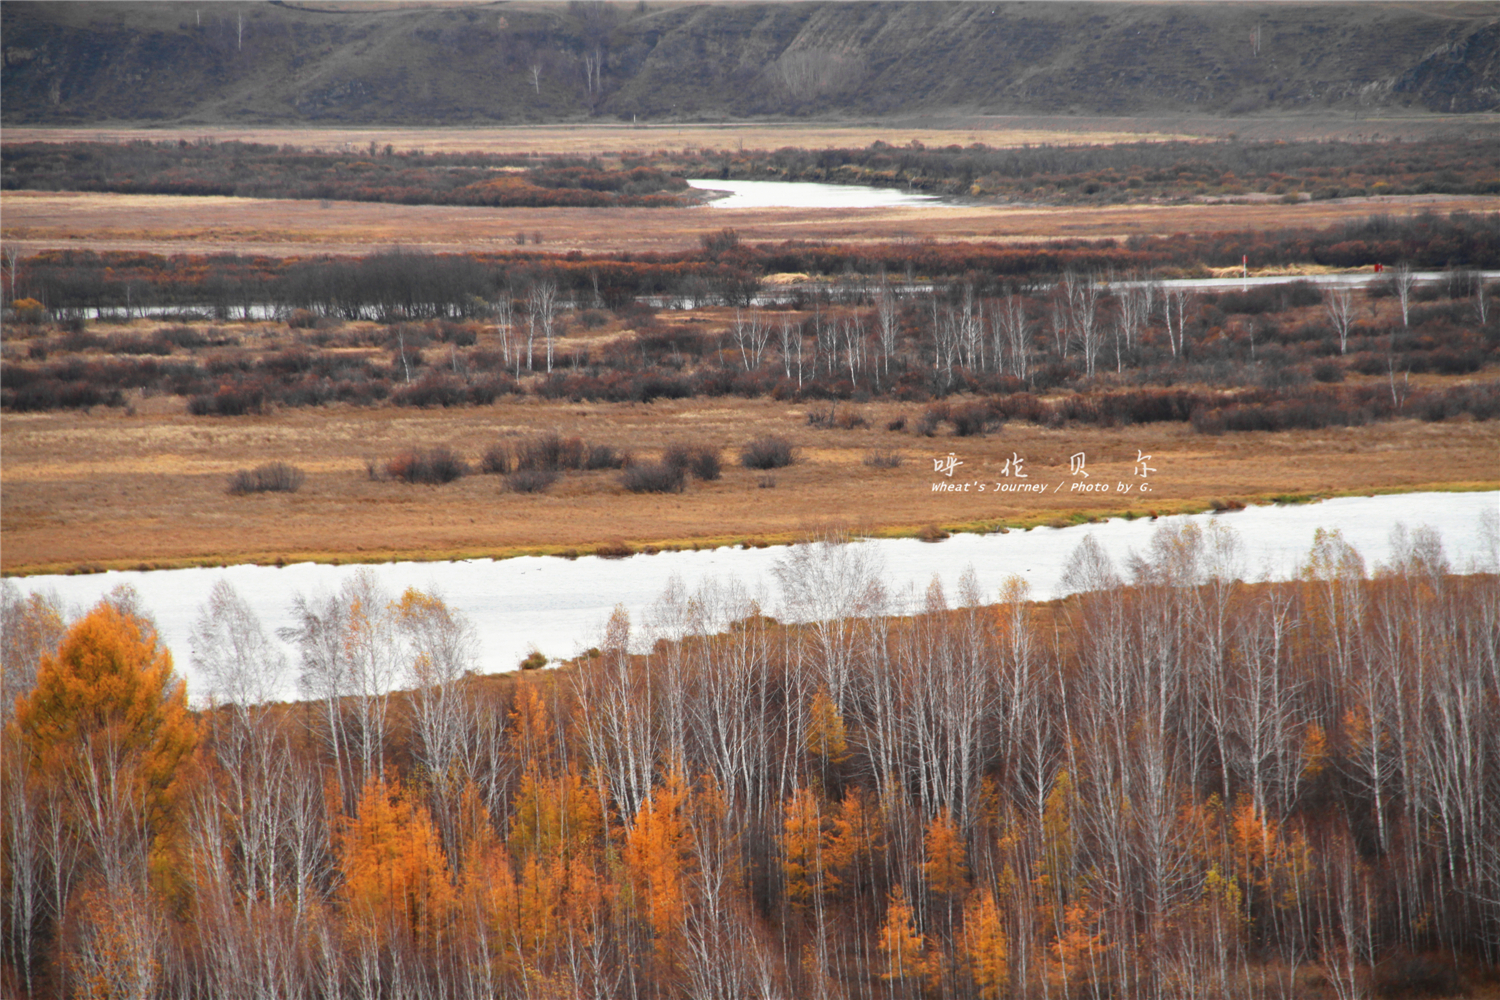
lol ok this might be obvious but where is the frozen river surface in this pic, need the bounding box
[10,491,1496,703]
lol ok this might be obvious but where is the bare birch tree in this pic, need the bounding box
[1323,285,1356,354]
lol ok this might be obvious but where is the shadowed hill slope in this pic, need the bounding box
[2,1,1498,126]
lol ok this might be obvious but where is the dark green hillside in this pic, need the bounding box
[2,1,1497,125]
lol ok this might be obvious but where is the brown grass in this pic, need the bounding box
[0,121,1203,158]
[7,189,1498,260]
[8,114,1493,157]
[3,393,1496,575]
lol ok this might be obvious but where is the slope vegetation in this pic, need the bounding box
[3,1,1497,125]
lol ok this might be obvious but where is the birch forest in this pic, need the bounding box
[3,522,1498,999]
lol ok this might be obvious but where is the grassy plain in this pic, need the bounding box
[7,189,1500,260]
[3,374,1496,575]
[5,122,1498,574]
[0,121,1203,156]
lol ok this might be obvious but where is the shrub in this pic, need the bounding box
[480,443,513,475]
[9,298,45,324]
[664,443,721,480]
[688,448,722,481]
[887,415,907,432]
[918,524,950,542]
[916,404,948,436]
[188,384,264,416]
[109,334,172,357]
[157,325,209,348]
[950,402,991,436]
[519,649,548,670]
[386,447,469,484]
[1430,348,1481,374]
[864,449,903,468]
[392,374,467,408]
[516,433,585,472]
[506,469,558,493]
[1312,360,1345,383]
[228,462,305,495]
[584,444,628,470]
[595,539,634,558]
[621,462,686,493]
[741,435,794,469]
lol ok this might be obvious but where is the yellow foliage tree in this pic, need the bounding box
[805,688,850,767]
[1048,901,1111,996]
[878,885,927,984]
[508,767,604,866]
[623,768,694,960]
[455,783,520,976]
[337,778,455,949]
[508,681,557,777]
[964,888,1009,1000]
[924,810,969,899]
[1035,770,1077,929]
[825,786,882,900]
[10,601,198,886]
[782,785,830,911]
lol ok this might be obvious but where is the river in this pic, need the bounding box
[9,491,1496,704]
[687,178,951,209]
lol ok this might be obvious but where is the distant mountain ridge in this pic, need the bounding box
[3,1,1498,126]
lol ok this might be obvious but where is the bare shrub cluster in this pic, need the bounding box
[663,442,722,481]
[381,446,469,484]
[740,435,795,469]
[226,461,305,495]
[620,462,686,493]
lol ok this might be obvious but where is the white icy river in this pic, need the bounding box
[687,178,950,209]
[9,491,1496,704]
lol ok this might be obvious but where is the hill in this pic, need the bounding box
[3,1,1498,126]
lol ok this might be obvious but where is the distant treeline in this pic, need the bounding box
[0,141,688,208]
[6,251,1496,423]
[9,213,1500,319]
[693,136,1500,203]
[6,137,1500,208]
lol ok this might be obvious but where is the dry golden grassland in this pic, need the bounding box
[6,189,1499,260]
[3,368,1496,575]
[0,122,1202,157]
[10,113,1494,154]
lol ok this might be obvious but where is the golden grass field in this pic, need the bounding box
[0,121,1204,157]
[9,112,1494,154]
[3,365,1496,575]
[7,189,1500,259]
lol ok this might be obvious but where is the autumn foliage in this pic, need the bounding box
[2,525,1498,998]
